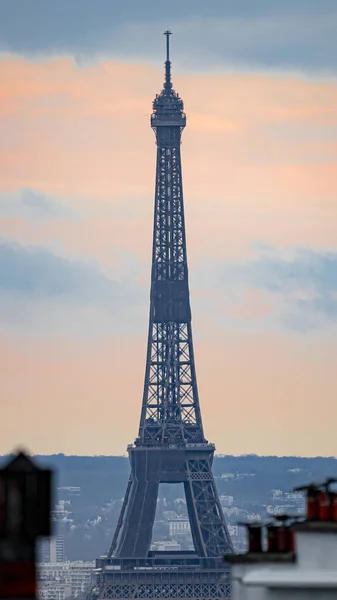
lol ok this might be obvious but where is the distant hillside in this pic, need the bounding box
[1,453,336,560]
[1,453,336,509]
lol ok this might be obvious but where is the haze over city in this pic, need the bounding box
[1,0,336,457]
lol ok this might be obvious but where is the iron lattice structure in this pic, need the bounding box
[96,556,231,600]
[95,32,233,600]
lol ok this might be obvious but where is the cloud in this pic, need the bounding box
[0,240,112,297]
[0,241,147,336]
[0,188,78,220]
[0,1,336,75]
[192,245,337,332]
[0,237,336,337]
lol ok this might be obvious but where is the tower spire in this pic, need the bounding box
[151,31,185,131]
[163,30,172,90]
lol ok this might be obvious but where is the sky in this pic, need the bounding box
[0,0,336,457]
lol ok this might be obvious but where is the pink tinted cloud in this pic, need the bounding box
[0,57,336,456]
[1,56,336,267]
[1,57,336,204]
[1,331,337,457]
[225,289,274,320]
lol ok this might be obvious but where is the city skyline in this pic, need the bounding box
[0,1,336,457]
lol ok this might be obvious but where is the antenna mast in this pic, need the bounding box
[163,30,172,89]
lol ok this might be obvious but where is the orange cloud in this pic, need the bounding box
[1,330,337,457]
[1,57,337,456]
[224,289,274,320]
[0,57,336,199]
[1,56,336,263]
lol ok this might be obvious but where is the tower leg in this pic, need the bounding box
[112,449,162,558]
[184,456,234,556]
[114,479,159,557]
[108,477,132,557]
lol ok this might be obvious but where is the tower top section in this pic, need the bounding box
[151,31,186,131]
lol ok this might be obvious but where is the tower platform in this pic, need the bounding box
[94,553,231,599]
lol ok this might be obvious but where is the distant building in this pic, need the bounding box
[37,562,70,600]
[51,499,73,525]
[37,579,71,600]
[38,561,94,599]
[168,519,191,537]
[220,495,234,507]
[246,513,262,522]
[57,486,81,500]
[284,491,304,503]
[151,540,181,551]
[222,506,245,517]
[266,504,305,516]
[163,510,178,521]
[174,497,186,505]
[37,536,64,563]
[228,525,239,537]
[69,561,95,597]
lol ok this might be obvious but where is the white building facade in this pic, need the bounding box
[228,521,337,599]
[38,561,95,599]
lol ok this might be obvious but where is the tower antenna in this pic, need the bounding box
[163,30,172,89]
[163,29,172,61]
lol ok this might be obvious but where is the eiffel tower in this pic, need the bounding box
[95,32,233,600]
